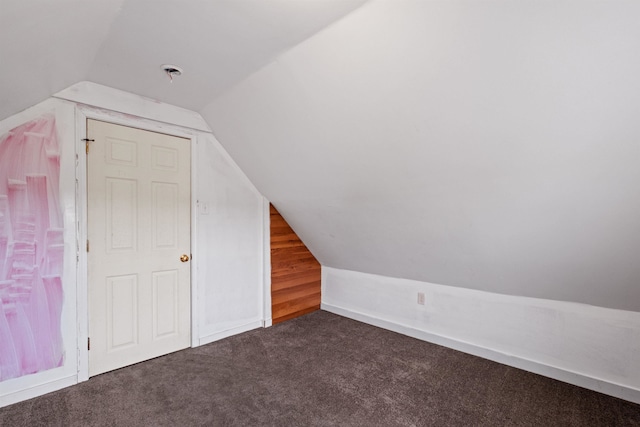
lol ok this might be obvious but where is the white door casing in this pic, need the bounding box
[87,119,191,376]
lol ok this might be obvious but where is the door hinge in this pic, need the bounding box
[82,138,94,154]
[88,337,91,351]
[86,240,90,252]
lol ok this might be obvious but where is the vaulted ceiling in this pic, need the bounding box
[3,0,640,311]
[0,0,368,119]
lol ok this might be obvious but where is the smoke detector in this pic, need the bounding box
[161,64,183,82]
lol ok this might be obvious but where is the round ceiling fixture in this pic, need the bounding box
[161,64,183,82]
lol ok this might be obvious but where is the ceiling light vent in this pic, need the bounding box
[161,64,183,82]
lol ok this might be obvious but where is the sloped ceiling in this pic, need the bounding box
[203,0,640,312]
[0,0,126,119]
[0,0,369,119]
[2,0,639,312]
[86,0,370,110]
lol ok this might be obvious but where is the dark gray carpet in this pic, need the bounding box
[1,310,639,426]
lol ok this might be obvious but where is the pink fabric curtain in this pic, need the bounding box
[0,114,64,381]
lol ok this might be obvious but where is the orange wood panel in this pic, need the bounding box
[272,282,322,305]
[271,275,320,293]
[270,204,321,324]
[272,305,321,325]
[272,292,321,321]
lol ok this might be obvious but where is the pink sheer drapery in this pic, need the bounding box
[0,114,64,381]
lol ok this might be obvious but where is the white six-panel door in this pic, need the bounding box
[87,119,191,376]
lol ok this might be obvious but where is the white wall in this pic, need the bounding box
[203,0,640,312]
[0,82,267,406]
[195,132,267,343]
[322,267,640,404]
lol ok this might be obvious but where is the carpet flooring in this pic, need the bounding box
[1,310,639,426]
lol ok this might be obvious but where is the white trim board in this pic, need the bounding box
[321,267,640,405]
[0,375,77,408]
[199,320,263,346]
[190,133,200,349]
[55,82,211,133]
[262,196,272,326]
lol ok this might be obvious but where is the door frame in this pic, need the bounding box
[75,105,199,382]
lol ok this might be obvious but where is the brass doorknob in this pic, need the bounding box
[180,254,190,262]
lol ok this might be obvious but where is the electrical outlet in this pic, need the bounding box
[417,292,425,305]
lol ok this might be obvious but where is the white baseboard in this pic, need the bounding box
[0,375,78,408]
[198,320,263,346]
[322,303,640,405]
[263,318,273,328]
